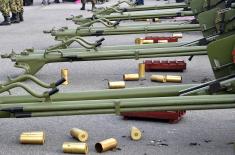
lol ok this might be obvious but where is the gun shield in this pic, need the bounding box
[95,138,118,153]
[62,142,88,154]
[70,128,88,142]
[20,131,45,144]
[130,126,142,141]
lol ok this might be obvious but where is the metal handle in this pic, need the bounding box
[95,42,102,47]
[47,36,102,51]
[96,38,105,44]
[47,88,59,96]
[55,78,66,86]
[4,74,53,88]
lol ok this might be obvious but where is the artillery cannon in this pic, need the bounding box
[68,0,226,25]
[2,8,235,75]
[93,1,189,15]
[0,34,234,118]
[48,6,234,42]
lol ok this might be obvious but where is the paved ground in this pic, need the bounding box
[0,0,235,155]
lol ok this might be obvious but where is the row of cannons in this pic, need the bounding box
[0,0,234,122]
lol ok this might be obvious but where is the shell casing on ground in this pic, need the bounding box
[130,126,142,141]
[158,40,168,43]
[166,75,182,83]
[151,75,167,83]
[70,128,88,142]
[135,38,154,44]
[123,74,139,81]
[138,63,145,79]
[61,68,69,85]
[20,131,45,144]
[135,38,144,44]
[108,81,125,89]
[151,75,182,83]
[95,138,118,153]
[172,32,183,38]
[62,142,88,154]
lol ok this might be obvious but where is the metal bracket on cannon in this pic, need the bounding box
[46,36,105,51]
[79,18,121,28]
[0,75,65,100]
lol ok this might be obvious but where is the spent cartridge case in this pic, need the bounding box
[135,38,154,44]
[166,75,182,83]
[62,142,88,154]
[95,138,118,153]
[138,63,145,79]
[61,68,69,85]
[108,81,125,89]
[158,40,168,43]
[70,128,88,142]
[172,32,183,38]
[151,75,167,83]
[20,131,45,144]
[130,126,142,141]
[151,75,182,83]
[123,74,139,81]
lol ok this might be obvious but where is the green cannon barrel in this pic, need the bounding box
[51,24,201,41]
[72,10,194,24]
[0,94,234,118]
[0,84,196,105]
[95,3,188,15]
[8,46,206,74]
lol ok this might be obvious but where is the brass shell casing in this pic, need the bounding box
[20,131,45,144]
[135,38,144,44]
[166,75,182,83]
[95,138,118,153]
[138,63,145,79]
[151,75,182,83]
[70,128,88,142]
[61,68,69,85]
[153,18,160,22]
[135,38,154,44]
[172,32,183,38]
[130,127,142,141]
[150,75,167,83]
[123,74,139,81]
[62,142,88,154]
[108,81,125,89]
[158,40,168,43]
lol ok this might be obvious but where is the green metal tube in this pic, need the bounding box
[48,42,189,53]
[0,84,196,104]
[0,93,229,110]
[0,94,229,109]
[3,74,53,88]
[123,3,188,12]
[16,95,235,112]
[52,24,201,39]
[0,83,48,98]
[95,3,188,15]
[10,46,206,75]
[72,11,194,24]
[29,103,235,117]
[21,42,191,55]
